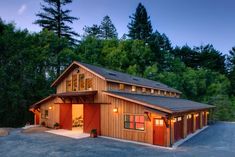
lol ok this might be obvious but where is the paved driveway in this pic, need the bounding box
[0,122,235,157]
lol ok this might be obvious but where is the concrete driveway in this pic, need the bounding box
[0,122,235,157]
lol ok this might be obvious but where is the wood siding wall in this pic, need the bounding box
[100,96,164,144]
[40,98,61,128]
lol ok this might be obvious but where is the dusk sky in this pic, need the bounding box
[0,0,234,54]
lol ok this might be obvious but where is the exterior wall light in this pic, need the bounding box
[49,106,52,110]
[113,107,118,113]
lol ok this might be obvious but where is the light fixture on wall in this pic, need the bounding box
[49,106,52,110]
[113,107,118,113]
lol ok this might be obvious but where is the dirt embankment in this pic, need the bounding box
[21,126,50,133]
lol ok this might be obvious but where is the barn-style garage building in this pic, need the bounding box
[30,61,214,147]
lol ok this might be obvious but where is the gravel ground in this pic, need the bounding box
[0,122,235,157]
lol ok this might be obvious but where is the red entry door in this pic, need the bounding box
[153,118,166,146]
[174,117,183,142]
[187,115,193,134]
[60,104,72,130]
[83,104,101,135]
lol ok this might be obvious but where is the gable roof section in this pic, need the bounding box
[51,61,181,94]
[104,91,214,114]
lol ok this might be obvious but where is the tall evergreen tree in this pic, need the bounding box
[100,15,118,39]
[228,47,235,95]
[127,3,153,41]
[83,24,102,38]
[35,0,78,43]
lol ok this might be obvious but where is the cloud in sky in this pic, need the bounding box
[18,4,27,15]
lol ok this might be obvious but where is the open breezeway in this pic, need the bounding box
[0,122,235,157]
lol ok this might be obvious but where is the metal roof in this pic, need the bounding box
[105,91,214,113]
[78,62,181,93]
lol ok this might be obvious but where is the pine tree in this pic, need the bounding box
[127,3,153,41]
[83,24,102,38]
[228,47,235,95]
[100,15,118,39]
[35,0,78,44]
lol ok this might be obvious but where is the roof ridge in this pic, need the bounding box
[77,61,181,93]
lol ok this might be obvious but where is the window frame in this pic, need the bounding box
[119,84,125,90]
[142,87,146,93]
[72,74,78,91]
[124,114,145,131]
[85,78,93,90]
[79,74,85,90]
[66,80,72,92]
[131,86,136,92]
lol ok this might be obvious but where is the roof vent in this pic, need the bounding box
[156,83,161,86]
[108,72,117,76]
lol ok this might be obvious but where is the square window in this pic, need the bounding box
[119,84,125,90]
[131,86,136,92]
[151,89,154,94]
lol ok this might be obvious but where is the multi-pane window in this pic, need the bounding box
[79,74,85,90]
[187,114,192,119]
[151,89,154,94]
[66,80,72,92]
[85,78,93,90]
[119,84,125,90]
[142,88,146,93]
[72,74,78,91]
[131,86,136,92]
[124,115,145,131]
[41,110,49,119]
[155,119,164,126]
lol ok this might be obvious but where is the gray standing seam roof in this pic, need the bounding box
[105,91,214,113]
[78,62,181,93]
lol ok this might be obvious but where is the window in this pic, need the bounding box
[119,84,125,90]
[151,89,154,94]
[124,115,145,131]
[41,110,48,119]
[79,74,85,90]
[131,86,136,92]
[142,88,146,93]
[45,110,48,118]
[85,78,93,90]
[155,119,164,126]
[160,90,164,96]
[72,74,78,91]
[66,80,72,92]
[187,114,192,119]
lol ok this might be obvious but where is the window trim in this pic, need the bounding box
[119,84,125,90]
[131,86,136,92]
[85,78,93,90]
[124,114,145,131]
[142,87,146,93]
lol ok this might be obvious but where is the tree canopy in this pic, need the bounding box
[35,0,78,44]
[0,2,235,127]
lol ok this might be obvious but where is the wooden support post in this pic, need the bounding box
[166,120,171,147]
[199,112,203,129]
[193,114,196,132]
[205,111,208,125]
[183,115,187,138]
[170,119,175,145]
